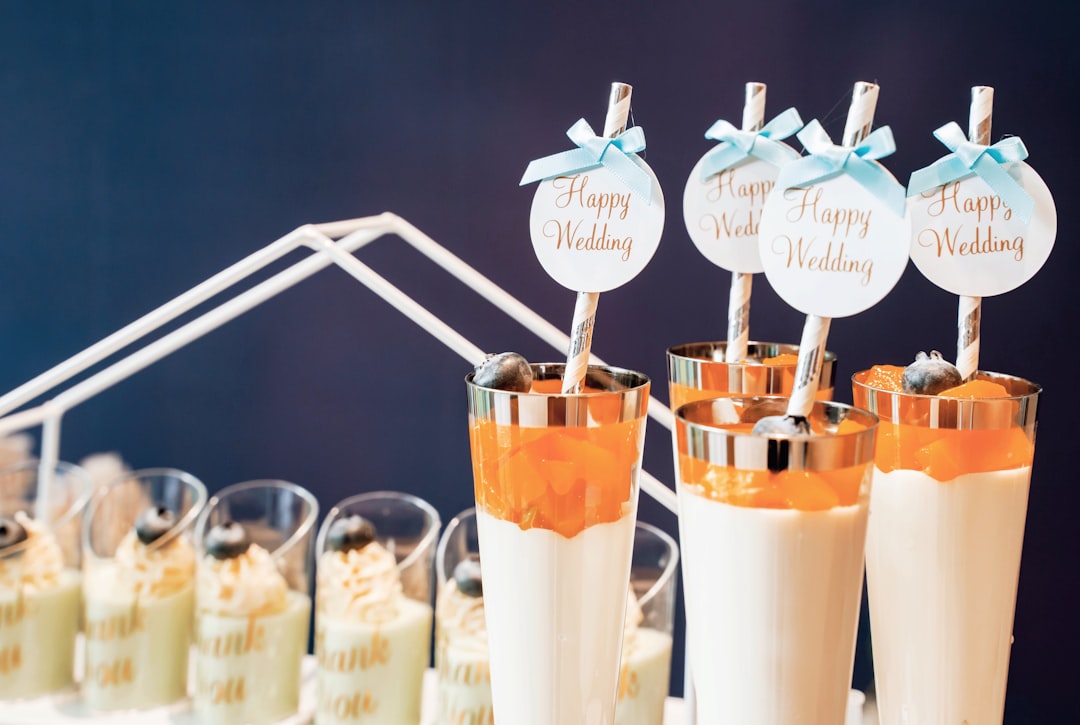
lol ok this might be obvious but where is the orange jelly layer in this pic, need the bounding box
[669,354,832,409]
[469,405,644,539]
[679,453,869,511]
[861,365,1034,481]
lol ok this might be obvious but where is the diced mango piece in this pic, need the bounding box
[863,364,906,392]
[679,454,868,510]
[470,415,643,538]
[937,379,1010,398]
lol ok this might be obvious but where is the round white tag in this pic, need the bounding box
[758,171,912,318]
[682,147,799,274]
[529,162,665,293]
[908,162,1056,297]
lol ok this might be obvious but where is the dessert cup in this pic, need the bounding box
[667,339,838,717]
[667,341,836,409]
[852,370,1040,724]
[467,363,650,725]
[81,467,207,711]
[434,508,490,725]
[0,460,91,702]
[674,396,877,723]
[615,520,678,725]
[193,479,318,725]
[434,509,678,725]
[314,490,439,725]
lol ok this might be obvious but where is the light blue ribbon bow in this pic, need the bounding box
[699,107,804,180]
[519,118,652,203]
[906,121,1032,224]
[775,119,907,218]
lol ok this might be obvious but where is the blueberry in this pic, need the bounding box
[902,350,962,395]
[473,352,533,393]
[326,515,377,553]
[204,520,251,560]
[135,506,177,545]
[751,415,811,436]
[0,516,28,554]
[453,555,483,598]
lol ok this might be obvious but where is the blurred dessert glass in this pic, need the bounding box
[0,460,92,702]
[193,479,317,725]
[81,467,207,711]
[315,490,439,725]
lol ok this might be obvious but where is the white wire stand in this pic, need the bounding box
[0,212,693,720]
[0,213,678,510]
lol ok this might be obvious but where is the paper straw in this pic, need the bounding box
[724,82,766,363]
[957,86,993,381]
[785,82,879,418]
[724,273,752,363]
[563,82,632,394]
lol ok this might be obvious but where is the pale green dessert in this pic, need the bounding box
[0,512,81,701]
[82,506,197,711]
[615,626,673,725]
[194,521,310,725]
[315,515,433,725]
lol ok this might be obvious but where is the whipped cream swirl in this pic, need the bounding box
[436,578,488,656]
[0,511,65,594]
[93,529,196,600]
[197,543,288,617]
[317,541,401,624]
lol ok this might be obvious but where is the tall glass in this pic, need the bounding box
[667,339,838,717]
[852,370,1040,723]
[314,491,439,725]
[81,468,207,711]
[675,396,877,723]
[434,509,678,725]
[0,460,91,701]
[466,363,650,725]
[192,480,318,725]
[667,341,837,409]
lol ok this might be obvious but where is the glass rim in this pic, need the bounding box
[633,519,679,609]
[852,368,1042,402]
[435,506,475,587]
[667,340,838,364]
[195,479,319,562]
[465,362,650,396]
[1,459,94,528]
[851,369,1040,432]
[675,395,879,471]
[0,459,94,560]
[82,467,208,558]
[316,490,441,574]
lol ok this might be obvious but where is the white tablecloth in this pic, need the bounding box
[1,659,876,724]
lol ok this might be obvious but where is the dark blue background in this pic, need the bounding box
[2,1,1076,721]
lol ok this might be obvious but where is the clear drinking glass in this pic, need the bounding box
[0,460,92,701]
[314,490,440,725]
[466,363,650,725]
[81,468,207,711]
[674,396,877,723]
[852,370,1040,724]
[667,339,838,718]
[192,479,318,725]
[434,509,678,725]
